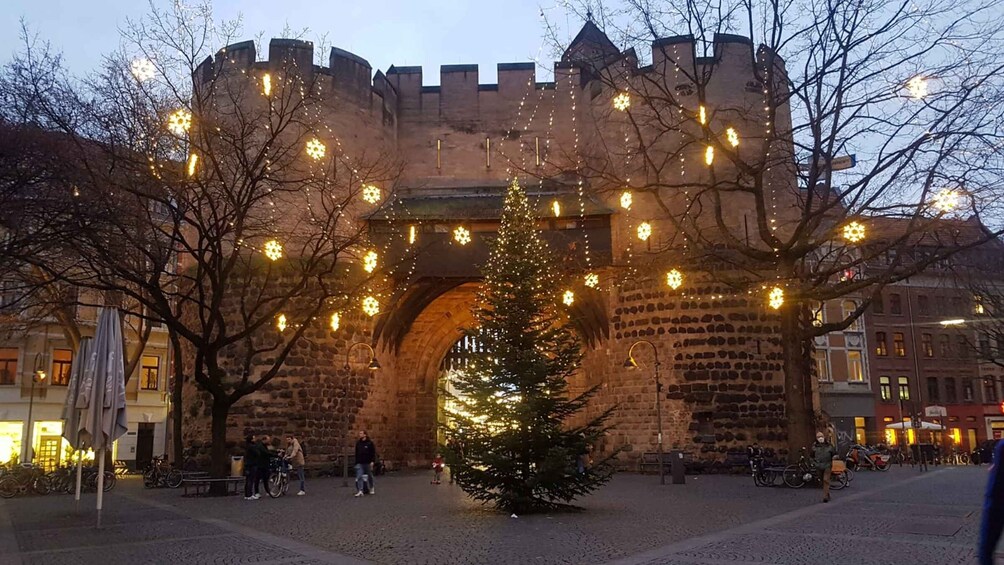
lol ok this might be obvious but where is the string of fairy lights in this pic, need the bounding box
[128,29,954,330]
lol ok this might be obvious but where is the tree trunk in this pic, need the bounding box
[170,333,184,466]
[780,305,816,462]
[209,397,231,496]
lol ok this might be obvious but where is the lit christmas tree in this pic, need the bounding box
[442,178,614,513]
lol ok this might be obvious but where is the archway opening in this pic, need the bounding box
[436,334,484,447]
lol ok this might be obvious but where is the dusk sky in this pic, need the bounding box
[1,0,578,84]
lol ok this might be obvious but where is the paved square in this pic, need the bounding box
[0,466,989,564]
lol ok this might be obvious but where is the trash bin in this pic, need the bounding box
[670,450,686,485]
[231,456,244,477]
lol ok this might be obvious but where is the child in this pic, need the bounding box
[431,453,445,484]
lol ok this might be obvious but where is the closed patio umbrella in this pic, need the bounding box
[60,337,91,511]
[76,308,128,527]
[885,421,945,431]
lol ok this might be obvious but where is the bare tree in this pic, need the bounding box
[544,0,1004,455]
[1,2,401,486]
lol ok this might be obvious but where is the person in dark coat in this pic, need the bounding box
[354,430,377,497]
[243,434,257,499]
[979,440,1004,564]
[812,431,837,503]
[251,434,273,499]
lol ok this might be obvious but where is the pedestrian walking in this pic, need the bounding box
[979,440,1004,564]
[813,431,836,503]
[285,433,306,496]
[354,430,377,497]
[431,453,444,484]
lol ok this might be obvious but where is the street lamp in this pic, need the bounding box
[624,340,665,485]
[343,342,380,371]
[25,353,48,464]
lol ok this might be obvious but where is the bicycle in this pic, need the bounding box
[0,465,51,498]
[783,449,849,490]
[947,448,971,465]
[267,451,289,498]
[143,455,183,489]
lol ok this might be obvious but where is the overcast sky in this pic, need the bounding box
[1,0,578,84]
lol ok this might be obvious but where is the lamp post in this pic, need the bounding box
[624,340,664,485]
[341,343,380,485]
[25,353,48,465]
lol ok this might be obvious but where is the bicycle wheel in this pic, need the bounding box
[165,469,184,489]
[830,471,849,491]
[267,473,286,498]
[143,469,157,488]
[102,471,116,492]
[33,476,51,495]
[843,467,854,482]
[0,477,18,499]
[960,453,971,465]
[782,465,806,488]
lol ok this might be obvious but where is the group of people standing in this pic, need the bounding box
[243,432,306,499]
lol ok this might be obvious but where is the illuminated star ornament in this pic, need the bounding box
[167,109,192,136]
[453,226,472,245]
[363,250,378,273]
[666,269,683,290]
[277,314,288,332]
[584,273,599,288]
[262,73,272,96]
[130,58,156,82]
[305,138,326,160]
[263,239,283,261]
[330,312,340,332]
[705,146,715,165]
[637,222,652,241]
[699,105,707,125]
[768,287,785,310]
[842,221,866,243]
[563,290,575,306]
[362,296,380,317]
[612,92,631,111]
[361,184,381,204]
[620,191,633,210]
[932,188,960,212]
[907,76,929,99]
[726,127,740,147]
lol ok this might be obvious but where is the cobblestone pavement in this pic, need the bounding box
[0,465,990,564]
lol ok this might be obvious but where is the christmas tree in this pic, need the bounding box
[442,178,615,513]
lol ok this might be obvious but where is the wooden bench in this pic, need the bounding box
[639,451,704,474]
[715,451,751,474]
[181,475,244,496]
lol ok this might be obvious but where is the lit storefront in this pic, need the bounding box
[0,421,22,464]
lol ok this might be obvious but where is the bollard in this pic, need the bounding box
[670,450,686,484]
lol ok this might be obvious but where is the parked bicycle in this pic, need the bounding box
[845,444,890,471]
[143,455,183,489]
[783,448,849,490]
[267,450,290,498]
[0,465,51,498]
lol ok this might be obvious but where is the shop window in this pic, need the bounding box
[898,376,911,401]
[847,351,865,382]
[880,377,892,401]
[51,349,72,386]
[893,333,906,357]
[0,349,17,385]
[922,334,934,358]
[140,356,160,391]
[0,421,23,465]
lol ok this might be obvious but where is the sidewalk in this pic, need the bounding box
[0,465,985,564]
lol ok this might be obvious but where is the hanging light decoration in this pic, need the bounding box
[666,269,683,290]
[305,138,326,160]
[613,92,631,111]
[705,145,715,165]
[186,153,198,177]
[637,222,652,241]
[277,314,288,332]
[907,76,929,99]
[453,226,472,245]
[726,127,740,147]
[262,73,272,96]
[130,58,156,82]
[361,184,381,204]
[768,287,785,310]
[552,200,561,217]
[699,105,707,125]
[167,109,192,136]
[363,250,378,273]
[584,273,599,288]
[563,290,575,306]
[362,296,380,317]
[330,312,340,332]
[842,221,866,243]
[263,239,283,261]
[408,225,417,245]
[932,188,960,212]
[620,190,633,210]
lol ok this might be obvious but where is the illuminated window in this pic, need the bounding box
[890,293,902,315]
[141,356,160,391]
[975,296,985,315]
[810,301,824,327]
[51,349,72,386]
[893,333,906,357]
[880,377,892,401]
[814,350,830,381]
[842,301,861,331]
[854,417,867,445]
[0,348,17,385]
[875,332,888,356]
[898,376,911,400]
[847,351,865,382]
[922,334,934,358]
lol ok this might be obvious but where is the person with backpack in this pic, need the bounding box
[284,433,306,496]
[354,430,377,497]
